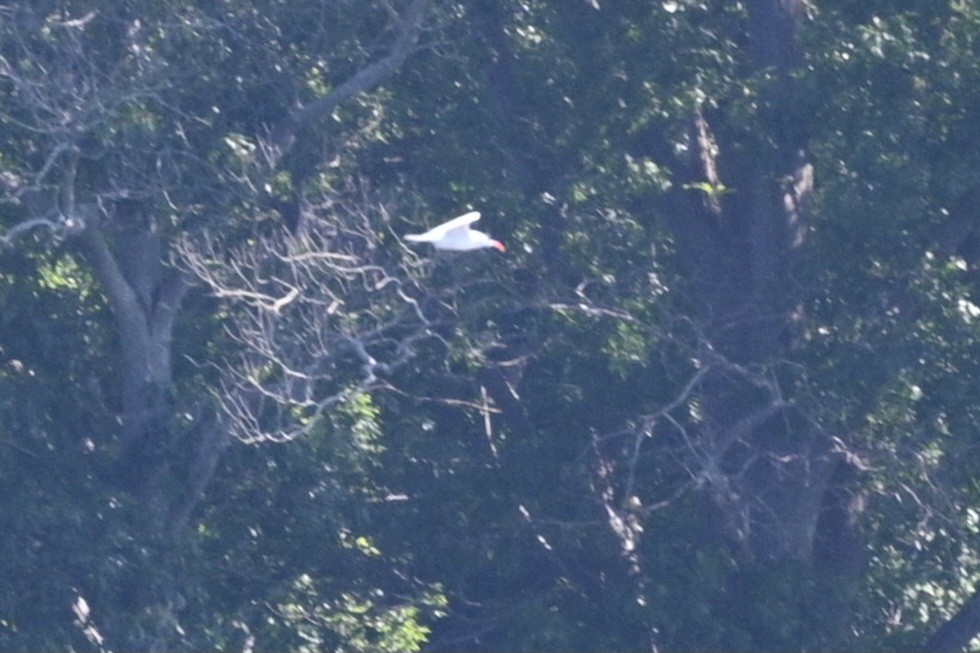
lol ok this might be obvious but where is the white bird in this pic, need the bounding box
[404,211,505,252]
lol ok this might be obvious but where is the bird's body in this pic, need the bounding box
[404,211,505,252]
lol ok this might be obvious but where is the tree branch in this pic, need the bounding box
[79,211,145,336]
[1,216,60,247]
[176,190,442,444]
[268,0,431,162]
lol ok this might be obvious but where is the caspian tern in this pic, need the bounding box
[404,211,505,252]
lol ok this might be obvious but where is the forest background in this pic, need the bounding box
[1,1,980,651]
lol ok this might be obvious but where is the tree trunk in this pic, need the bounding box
[662,0,843,565]
[79,208,186,492]
[922,588,980,652]
[642,1,877,640]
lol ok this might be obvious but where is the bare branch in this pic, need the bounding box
[176,191,444,444]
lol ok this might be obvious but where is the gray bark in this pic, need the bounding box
[80,213,186,452]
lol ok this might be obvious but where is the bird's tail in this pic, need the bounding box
[403,234,426,242]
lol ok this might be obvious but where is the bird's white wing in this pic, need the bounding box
[436,211,481,237]
[404,211,481,242]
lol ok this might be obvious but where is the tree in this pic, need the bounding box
[0,1,438,649]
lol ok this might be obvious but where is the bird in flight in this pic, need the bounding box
[404,211,505,252]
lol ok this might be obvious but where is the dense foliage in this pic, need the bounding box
[1,1,979,651]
